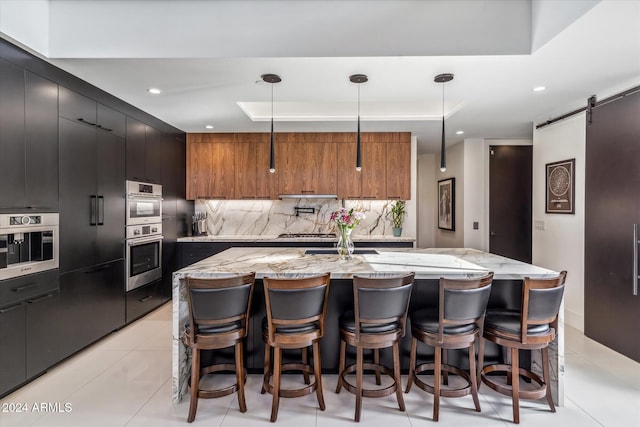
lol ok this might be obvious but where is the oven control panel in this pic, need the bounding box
[9,215,42,226]
[126,223,162,240]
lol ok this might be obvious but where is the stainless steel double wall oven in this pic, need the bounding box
[125,181,163,292]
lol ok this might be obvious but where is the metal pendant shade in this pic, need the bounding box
[434,73,454,172]
[262,73,281,173]
[350,74,368,171]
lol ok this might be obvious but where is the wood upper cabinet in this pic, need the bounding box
[277,133,337,195]
[185,132,410,200]
[186,134,235,200]
[385,133,411,200]
[234,134,278,199]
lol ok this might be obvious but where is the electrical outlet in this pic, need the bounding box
[535,220,545,231]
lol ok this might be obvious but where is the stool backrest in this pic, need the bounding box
[185,273,256,341]
[521,270,567,343]
[438,272,494,342]
[263,273,331,342]
[353,273,415,338]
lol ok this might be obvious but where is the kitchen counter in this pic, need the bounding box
[171,248,563,405]
[177,234,416,243]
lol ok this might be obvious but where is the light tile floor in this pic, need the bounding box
[1,302,639,426]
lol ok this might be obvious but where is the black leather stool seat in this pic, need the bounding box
[410,308,476,335]
[485,309,550,335]
[261,316,318,334]
[339,310,400,334]
[186,321,242,335]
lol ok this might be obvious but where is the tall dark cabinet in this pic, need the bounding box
[585,89,640,363]
[58,87,126,355]
[0,60,58,212]
[0,37,186,397]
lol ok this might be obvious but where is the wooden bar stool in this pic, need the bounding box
[478,271,567,424]
[335,273,414,422]
[261,274,330,422]
[405,273,493,421]
[183,273,255,423]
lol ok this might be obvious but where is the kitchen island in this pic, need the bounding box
[172,247,563,404]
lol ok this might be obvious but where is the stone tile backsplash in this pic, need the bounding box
[195,199,399,237]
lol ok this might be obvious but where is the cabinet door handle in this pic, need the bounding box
[634,224,638,296]
[27,293,54,304]
[0,303,23,314]
[77,118,98,127]
[12,283,36,292]
[139,295,153,302]
[98,196,105,225]
[90,195,97,226]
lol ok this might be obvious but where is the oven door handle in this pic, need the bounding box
[127,236,164,246]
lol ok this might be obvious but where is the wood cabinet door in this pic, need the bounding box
[310,141,337,194]
[361,140,387,199]
[186,134,235,199]
[234,137,257,199]
[255,135,278,199]
[277,137,305,195]
[235,134,277,199]
[386,137,411,200]
[337,140,361,199]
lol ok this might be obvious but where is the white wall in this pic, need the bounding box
[417,153,436,248]
[0,0,50,56]
[435,141,464,248]
[532,113,586,331]
[463,139,485,249]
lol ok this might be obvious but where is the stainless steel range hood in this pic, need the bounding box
[279,194,338,199]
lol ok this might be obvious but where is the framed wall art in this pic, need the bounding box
[546,158,575,214]
[438,177,455,230]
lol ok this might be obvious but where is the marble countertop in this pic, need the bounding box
[173,247,557,281]
[177,235,416,243]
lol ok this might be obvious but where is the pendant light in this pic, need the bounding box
[350,74,368,171]
[434,73,454,172]
[262,73,281,173]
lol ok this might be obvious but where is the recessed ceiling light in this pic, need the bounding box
[147,88,161,94]
[456,130,464,135]
[532,86,546,92]
[205,125,214,129]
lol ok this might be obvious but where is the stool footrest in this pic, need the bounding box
[481,364,548,400]
[340,362,399,398]
[411,362,474,398]
[190,363,247,400]
[263,362,318,398]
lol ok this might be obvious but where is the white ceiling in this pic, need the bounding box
[1,0,639,154]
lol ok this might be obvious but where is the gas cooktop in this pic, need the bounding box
[277,233,336,238]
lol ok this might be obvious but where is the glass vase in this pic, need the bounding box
[336,227,355,259]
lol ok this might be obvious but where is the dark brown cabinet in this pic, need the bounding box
[0,61,58,212]
[186,134,235,199]
[277,134,337,195]
[585,90,640,363]
[337,135,386,199]
[126,117,163,184]
[386,135,411,200]
[234,134,277,199]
